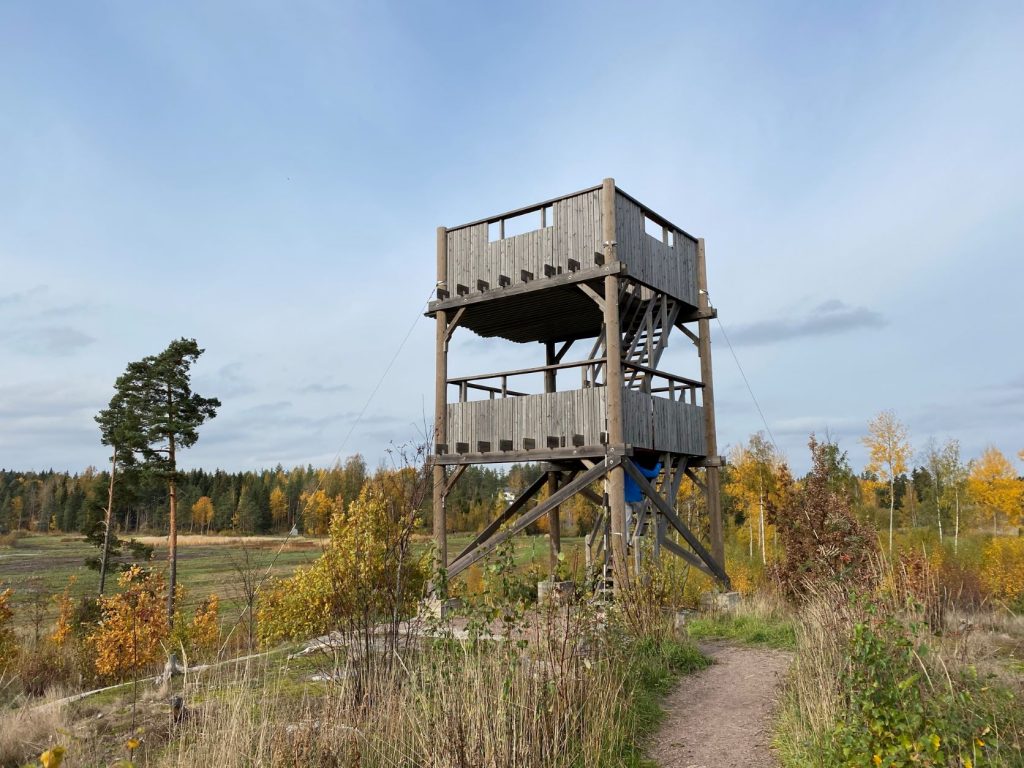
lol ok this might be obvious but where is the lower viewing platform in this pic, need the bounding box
[437,388,706,465]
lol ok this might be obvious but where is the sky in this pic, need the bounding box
[1,1,1022,475]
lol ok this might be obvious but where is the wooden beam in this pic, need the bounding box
[448,357,609,385]
[691,455,725,468]
[444,306,466,342]
[444,464,467,495]
[445,182,603,233]
[553,339,575,363]
[621,361,704,389]
[577,283,605,311]
[434,444,622,466]
[649,299,681,369]
[659,534,716,581]
[684,467,707,494]
[452,381,529,398]
[447,459,617,579]
[622,458,728,585]
[677,323,699,346]
[451,472,550,564]
[602,177,629,595]
[433,226,449,581]
[426,262,624,315]
[696,237,724,571]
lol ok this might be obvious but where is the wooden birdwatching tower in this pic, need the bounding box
[428,178,729,592]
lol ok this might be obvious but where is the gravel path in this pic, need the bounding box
[648,641,793,768]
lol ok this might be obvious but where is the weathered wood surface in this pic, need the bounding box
[614,193,699,307]
[446,188,604,305]
[443,186,698,310]
[445,386,705,457]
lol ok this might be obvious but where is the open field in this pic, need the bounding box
[0,533,587,633]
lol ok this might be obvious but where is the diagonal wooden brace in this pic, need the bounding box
[622,458,729,586]
[659,534,716,580]
[447,457,619,580]
[451,471,550,564]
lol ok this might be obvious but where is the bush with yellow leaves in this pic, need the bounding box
[87,566,168,681]
[187,594,221,659]
[258,474,427,646]
[50,577,77,648]
[980,536,1024,609]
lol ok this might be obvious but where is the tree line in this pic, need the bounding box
[723,410,1024,564]
[0,461,539,538]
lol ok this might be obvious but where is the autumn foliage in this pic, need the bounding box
[772,436,878,598]
[258,471,427,646]
[88,566,169,681]
[968,446,1023,533]
[980,537,1024,609]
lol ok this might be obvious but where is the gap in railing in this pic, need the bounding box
[643,214,674,247]
[488,205,553,242]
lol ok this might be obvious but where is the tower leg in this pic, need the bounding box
[544,343,561,580]
[696,238,725,572]
[433,227,449,589]
[547,471,561,578]
[601,177,629,594]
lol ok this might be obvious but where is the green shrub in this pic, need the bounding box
[829,610,1011,767]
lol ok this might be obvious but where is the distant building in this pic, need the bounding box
[498,488,516,503]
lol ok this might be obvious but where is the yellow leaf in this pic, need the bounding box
[40,746,67,768]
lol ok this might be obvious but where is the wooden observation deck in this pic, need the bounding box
[428,179,729,592]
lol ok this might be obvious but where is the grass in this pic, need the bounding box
[1,609,709,767]
[686,611,797,649]
[684,593,797,650]
[0,532,587,633]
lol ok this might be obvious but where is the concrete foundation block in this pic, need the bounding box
[421,597,463,620]
[672,609,694,631]
[699,591,741,612]
[537,580,575,606]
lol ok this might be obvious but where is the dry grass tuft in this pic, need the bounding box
[0,690,70,766]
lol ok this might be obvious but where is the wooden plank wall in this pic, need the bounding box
[447,388,608,451]
[446,189,604,295]
[614,193,699,307]
[622,388,653,448]
[447,389,706,457]
[651,397,706,455]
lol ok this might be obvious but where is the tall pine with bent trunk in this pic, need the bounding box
[132,339,220,626]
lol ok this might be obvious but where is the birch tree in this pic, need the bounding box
[862,410,911,553]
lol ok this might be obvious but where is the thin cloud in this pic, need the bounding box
[0,285,47,308]
[727,300,886,347]
[297,382,351,394]
[1,326,96,356]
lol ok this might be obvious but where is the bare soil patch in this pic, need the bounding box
[649,641,792,768]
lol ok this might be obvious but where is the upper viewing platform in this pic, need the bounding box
[428,182,701,344]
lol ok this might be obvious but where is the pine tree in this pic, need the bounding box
[122,339,220,626]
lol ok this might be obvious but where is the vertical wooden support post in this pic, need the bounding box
[696,238,725,572]
[433,226,449,589]
[601,178,628,594]
[544,341,561,579]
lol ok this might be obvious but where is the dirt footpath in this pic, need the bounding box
[648,641,793,768]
